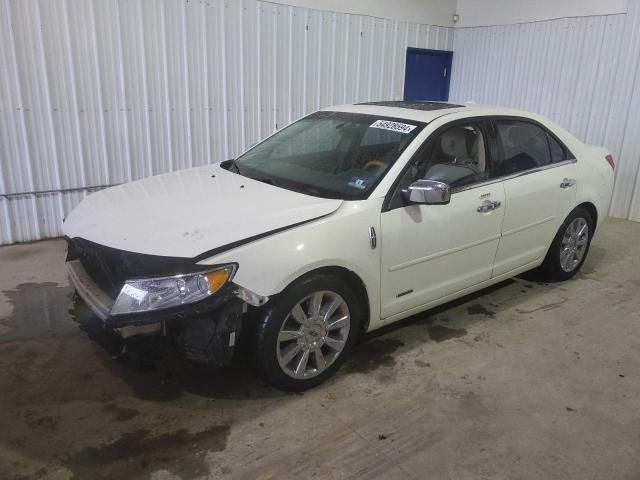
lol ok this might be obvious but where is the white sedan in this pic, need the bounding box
[63,101,615,390]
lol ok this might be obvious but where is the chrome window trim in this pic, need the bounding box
[451,158,577,194]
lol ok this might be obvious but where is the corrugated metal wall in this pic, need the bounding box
[5,0,640,246]
[0,0,453,245]
[450,5,640,222]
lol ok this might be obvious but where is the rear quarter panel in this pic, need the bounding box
[527,113,613,231]
[574,144,614,231]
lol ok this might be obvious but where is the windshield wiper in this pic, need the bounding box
[220,159,241,173]
[254,177,277,186]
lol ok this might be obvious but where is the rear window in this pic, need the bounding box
[493,120,572,176]
[496,121,551,175]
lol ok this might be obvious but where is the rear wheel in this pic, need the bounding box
[252,274,361,391]
[541,207,593,281]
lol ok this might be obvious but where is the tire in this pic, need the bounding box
[540,207,594,281]
[252,273,362,391]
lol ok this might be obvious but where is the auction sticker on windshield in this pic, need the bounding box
[370,119,417,134]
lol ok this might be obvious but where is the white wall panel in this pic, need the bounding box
[0,0,453,245]
[450,7,640,222]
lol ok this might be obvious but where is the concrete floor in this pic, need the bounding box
[0,218,639,480]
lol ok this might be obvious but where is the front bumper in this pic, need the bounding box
[68,259,247,366]
[66,259,238,329]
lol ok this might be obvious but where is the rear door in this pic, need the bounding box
[489,118,577,276]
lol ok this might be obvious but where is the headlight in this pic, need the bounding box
[110,265,236,316]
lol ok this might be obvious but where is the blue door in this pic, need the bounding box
[404,48,453,102]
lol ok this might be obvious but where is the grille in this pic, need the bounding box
[67,238,130,297]
[65,238,204,298]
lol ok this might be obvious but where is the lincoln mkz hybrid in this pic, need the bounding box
[64,101,614,390]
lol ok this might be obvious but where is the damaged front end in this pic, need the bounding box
[66,237,264,367]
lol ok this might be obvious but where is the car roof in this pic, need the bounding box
[323,101,531,124]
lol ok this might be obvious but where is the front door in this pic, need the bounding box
[380,120,505,319]
[404,48,453,102]
[490,119,578,276]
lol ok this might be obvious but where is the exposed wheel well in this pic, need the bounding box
[576,202,598,230]
[290,266,371,334]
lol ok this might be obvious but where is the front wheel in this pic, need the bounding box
[252,274,361,391]
[541,207,594,281]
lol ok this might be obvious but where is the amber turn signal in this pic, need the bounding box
[204,268,232,294]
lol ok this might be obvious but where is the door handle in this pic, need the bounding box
[477,200,501,213]
[477,200,492,213]
[560,178,576,189]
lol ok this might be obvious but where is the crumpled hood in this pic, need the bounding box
[63,163,343,258]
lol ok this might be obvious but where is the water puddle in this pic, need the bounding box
[0,282,78,343]
[67,425,230,478]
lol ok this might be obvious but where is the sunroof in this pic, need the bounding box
[357,101,464,111]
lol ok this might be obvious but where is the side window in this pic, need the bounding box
[415,124,488,188]
[548,133,566,163]
[389,123,488,208]
[494,120,551,176]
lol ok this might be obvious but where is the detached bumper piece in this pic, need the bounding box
[179,301,244,367]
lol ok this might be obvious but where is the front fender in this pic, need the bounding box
[197,199,384,330]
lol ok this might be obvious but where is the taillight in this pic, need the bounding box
[605,154,615,170]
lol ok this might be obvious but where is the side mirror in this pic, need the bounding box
[402,179,451,205]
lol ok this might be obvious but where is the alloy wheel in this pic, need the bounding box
[560,217,589,272]
[276,291,351,379]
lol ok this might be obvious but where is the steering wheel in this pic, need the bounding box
[362,160,387,173]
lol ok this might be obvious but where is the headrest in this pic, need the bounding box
[441,128,473,158]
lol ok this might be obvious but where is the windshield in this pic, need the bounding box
[233,111,425,199]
